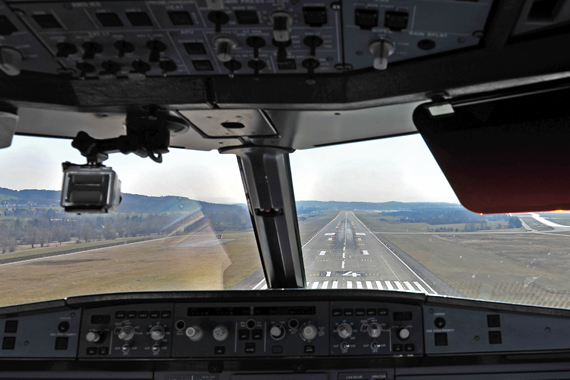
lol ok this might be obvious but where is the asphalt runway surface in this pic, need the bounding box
[234,211,447,294]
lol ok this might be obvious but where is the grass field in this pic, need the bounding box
[354,211,570,308]
[356,211,524,233]
[0,235,159,261]
[0,222,261,306]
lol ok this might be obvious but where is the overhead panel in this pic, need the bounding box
[1,0,495,80]
[343,0,494,71]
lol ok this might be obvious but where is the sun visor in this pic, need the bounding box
[413,83,570,214]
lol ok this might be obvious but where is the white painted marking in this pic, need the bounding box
[328,238,333,241]
[332,281,338,289]
[342,252,345,259]
[414,281,429,294]
[311,282,319,289]
[252,279,265,290]
[322,281,329,289]
[362,250,369,255]
[261,284,268,290]
[355,233,366,235]
[404,281,415,291]
[319,251,326,256]
[325,233,336,236]
[358,238,362,241]
[342,261,345,269]
[357,281,363,289]
[375,281,383,290]
[352,273,357,277]
[395,281,405,291]
[366,281,373,289]
[342,271,353,276]
[347,281,353,289]
[385,281,394,290]
[326,271,331,277]
[353,213,438,295]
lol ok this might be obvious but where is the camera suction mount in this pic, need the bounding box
[71,109,189,165]
[60,109,189,213]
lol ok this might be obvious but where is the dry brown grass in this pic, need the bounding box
[383,232,570,308]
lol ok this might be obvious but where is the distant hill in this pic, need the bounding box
[296,200,460,213]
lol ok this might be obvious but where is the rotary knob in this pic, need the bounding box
[213,36,238,62]
[398,328,411,340]
[369,39,395,70]
[149,325,166,341]
[117,326,135,341]
[85,331,102,343]
[367,323,382,338]
[337,323,353,339]
[185,326,203,341]
[213,325,229,341]
[270,324,286,340]
[300,323,318,341]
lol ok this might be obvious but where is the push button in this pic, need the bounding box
[55,337,68,350]
[4,320,17,333]
[434,332,448,346]
[404,344,415,352]
[2,337,15,350]
[126,311,137,319]
[98,347,109,355]
[239,329,250,340]
[304,345,315,354]
[115,311,126,319]
[86,347,97,355]
[252,329,263,340]
[214,346,225,354]
[355,308,365,316]
[332,309,342,317]
[245,342,256,353]
[392,344,403,352]
[343,309,354,316]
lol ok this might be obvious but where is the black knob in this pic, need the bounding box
[159,59,177,73]
[114,40,134,58]
[302,58,320,77]
[56,42,77,58]
[76,61,95,77]
[131,59,151,74]
[303,35,323,57]
[248,59,266,80]
[207,11,229,33]
[223,59,241,78]
[246,36,265,60]
[101,60,121,75]
[273,39,291,63]
[82,42,103,60]
[146,40,167,62]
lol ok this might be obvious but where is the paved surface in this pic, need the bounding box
[235,211,453,294]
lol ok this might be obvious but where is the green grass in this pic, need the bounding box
[0,235,160,261]
[355,211,524,233]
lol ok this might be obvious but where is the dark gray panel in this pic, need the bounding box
[78,303,174,358]
[343,0,493,71]
[172,302,329,357]
[0,308,81,358]
[424,304,570,354]
[330,301,423,356]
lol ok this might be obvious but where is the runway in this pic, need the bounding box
[234,211,440,294]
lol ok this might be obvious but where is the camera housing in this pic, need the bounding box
[60,164,122,213]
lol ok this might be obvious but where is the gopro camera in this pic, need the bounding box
[61,164,122,213]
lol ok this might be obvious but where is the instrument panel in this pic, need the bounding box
[0,0,493,78]
[2,291,570,360]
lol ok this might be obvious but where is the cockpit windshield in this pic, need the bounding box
[1,133,569,309]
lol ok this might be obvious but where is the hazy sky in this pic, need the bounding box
[0,134,459,204]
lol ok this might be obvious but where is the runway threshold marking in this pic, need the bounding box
[375,281,383,290]
[366,281,373,289]
[311,282,319,289]
[385,281,394,290]
[319,251,326,256]
[395,281,405,291]
[351,212,437,295]
[322,281,329,289]
[332,281,338,289]
[357,281,363,289]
